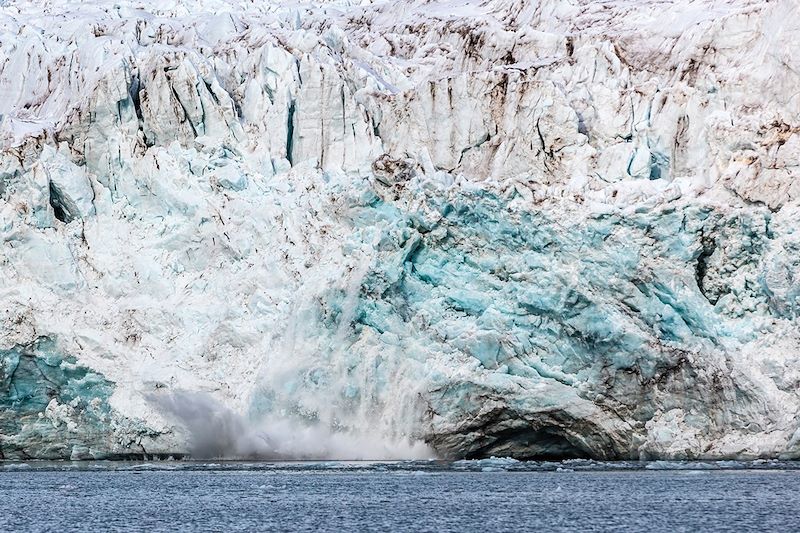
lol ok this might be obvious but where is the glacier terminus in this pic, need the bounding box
[1,0,800,461]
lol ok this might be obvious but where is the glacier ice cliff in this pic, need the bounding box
[1,0,800,460]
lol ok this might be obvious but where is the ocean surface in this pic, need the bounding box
[2,460,799,532]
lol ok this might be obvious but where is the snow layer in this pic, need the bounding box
[1,0,799,460]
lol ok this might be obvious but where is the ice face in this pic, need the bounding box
[245,177,795,460]
[1,0,799,460]
[0,337,152,460]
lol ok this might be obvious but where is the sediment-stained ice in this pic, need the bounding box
[1,0,799,460]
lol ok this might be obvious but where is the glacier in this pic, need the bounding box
[1,0,799,460]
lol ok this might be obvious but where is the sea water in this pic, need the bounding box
[2,461,799,531]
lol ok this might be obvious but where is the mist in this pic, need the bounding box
[149,391,435,460]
